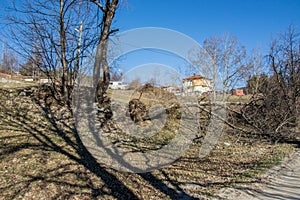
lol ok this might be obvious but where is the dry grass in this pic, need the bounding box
[0,82,37,89]
[0,86,296,199]
[226,94,251,103]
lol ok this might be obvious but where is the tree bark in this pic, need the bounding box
[91,0,119,120]
[91,0,118,105]
[73,21,83,86]
[59,0,69,101]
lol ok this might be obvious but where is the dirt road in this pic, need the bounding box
[215,147,300,200]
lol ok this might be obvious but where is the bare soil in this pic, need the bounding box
[0,85,297,199]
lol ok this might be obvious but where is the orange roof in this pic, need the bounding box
[183,74,211,81]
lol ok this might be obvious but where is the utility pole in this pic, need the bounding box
[1,42,3,72]
[1,42,6,74]
[74,21,83,85]
[119,65,122,81]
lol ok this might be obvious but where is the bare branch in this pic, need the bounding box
[89,0,106,12]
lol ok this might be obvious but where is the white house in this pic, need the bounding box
[160,85,182,95]
[109,81,127,90]
[182,74,212,95]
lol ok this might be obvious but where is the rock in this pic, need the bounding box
[19,91,27,96]
[224,142,231,146]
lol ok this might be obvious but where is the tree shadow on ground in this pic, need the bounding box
[0,87,140,199]
[0,87,200,199]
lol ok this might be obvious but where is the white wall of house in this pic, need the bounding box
[182,78,211,95]
[109,81,127,90]
[162,86,182,95]
[24,78,34,82]
[38,78,50,83]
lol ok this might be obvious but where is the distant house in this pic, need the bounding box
[22,76,50,83]
[109,81,127,90]
[160,85,182,95]
[231,89,244,96]
[23,77,34,82]
[38,78,51,84]
[182,74,212,95]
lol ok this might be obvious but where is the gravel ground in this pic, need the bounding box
[214,146,300,200]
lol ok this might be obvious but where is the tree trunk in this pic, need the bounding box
[92,0,119,121]
[60,0,69,102]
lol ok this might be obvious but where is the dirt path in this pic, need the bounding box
[215,147,300,200]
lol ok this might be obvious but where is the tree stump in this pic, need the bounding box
[128,99,149,123]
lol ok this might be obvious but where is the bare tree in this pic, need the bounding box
[201,35,221,100]
[241,25,300,142]
[1,46,19,75]
[88,0,119,120]
[4,0,117,104]
[204,34,247,94]
[244,48,269,94]
[127,78,141,90]
[189,34,247,100]
[245,73,268,95]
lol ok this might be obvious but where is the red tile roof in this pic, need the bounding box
[183,74,210,81]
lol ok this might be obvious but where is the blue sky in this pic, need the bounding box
[2,0,299,54]
[115,0,300,53]
[111,0,300,82]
